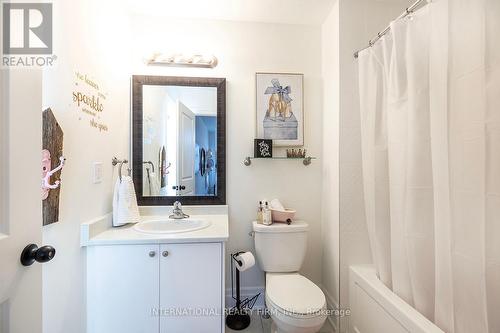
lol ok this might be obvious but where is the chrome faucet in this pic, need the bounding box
[169,201,190,219]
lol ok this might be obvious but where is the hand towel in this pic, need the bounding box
[149,172,160,196]
[113,175,141,227]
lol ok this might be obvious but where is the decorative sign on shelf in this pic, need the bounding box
[42,108,64,226]
[72,71,109,132]
[254,139,273,158]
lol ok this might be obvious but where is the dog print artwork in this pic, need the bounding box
[256,73,304,146]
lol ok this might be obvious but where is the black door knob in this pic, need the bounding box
[20,244,56,266]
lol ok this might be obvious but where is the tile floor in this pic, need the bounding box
[225,312,334,333]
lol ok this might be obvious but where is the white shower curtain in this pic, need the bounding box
[358,0,500,332]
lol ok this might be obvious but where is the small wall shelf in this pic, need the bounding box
[243,156,316,166]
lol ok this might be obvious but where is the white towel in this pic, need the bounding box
[149,172,160,196]
[113,176,141,227]
[270,199,285,211]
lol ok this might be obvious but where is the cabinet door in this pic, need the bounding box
[87,244,160,333]
[159,243,222,333]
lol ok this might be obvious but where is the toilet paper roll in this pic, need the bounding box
[235,252,255,272]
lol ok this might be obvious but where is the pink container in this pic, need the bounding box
[270,209,296,224]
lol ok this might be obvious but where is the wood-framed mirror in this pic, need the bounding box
[132,75,226,205]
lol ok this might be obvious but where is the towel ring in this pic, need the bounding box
[112,157,129,182]
[143,161,155,173]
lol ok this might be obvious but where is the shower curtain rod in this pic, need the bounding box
[353,0,427,59]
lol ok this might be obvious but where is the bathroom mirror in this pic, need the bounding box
[132,75,226,205]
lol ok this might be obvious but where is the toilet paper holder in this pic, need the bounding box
[226,251,260,330]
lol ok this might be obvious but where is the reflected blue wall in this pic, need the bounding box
[195,116,217,195]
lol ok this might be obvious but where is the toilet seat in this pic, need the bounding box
[266,273,326,319]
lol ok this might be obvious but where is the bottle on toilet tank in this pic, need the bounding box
[263,201,272,225]
[256,201,264,224]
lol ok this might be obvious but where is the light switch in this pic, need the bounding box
[93,162,103,184]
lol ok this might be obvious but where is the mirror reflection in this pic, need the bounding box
[142,85,217,197]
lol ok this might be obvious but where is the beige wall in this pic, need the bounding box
[39,1,418,332]
[127,15,325,298]
[42,1,131,332]
[321,2,341,331]
[42,8,325,331]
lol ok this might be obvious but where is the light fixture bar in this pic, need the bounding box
[146,53,218,68]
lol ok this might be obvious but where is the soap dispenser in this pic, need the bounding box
[256,201,264,224]
[263,201,272,225]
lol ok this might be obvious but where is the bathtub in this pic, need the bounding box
[349,266,444,333]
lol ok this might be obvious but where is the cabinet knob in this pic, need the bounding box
[162,251,169,257]
[149,251,156,257]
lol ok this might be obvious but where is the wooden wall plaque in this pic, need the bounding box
[42,108,64,226]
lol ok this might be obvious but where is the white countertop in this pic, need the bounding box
[81,206,229,246]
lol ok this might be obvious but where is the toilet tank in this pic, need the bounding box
[252,221,308,272]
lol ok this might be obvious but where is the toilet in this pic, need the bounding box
[253,221,327,333]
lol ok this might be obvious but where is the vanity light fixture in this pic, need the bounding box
[146,53,218,68]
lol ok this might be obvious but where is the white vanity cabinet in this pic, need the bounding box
[87,242,224,333]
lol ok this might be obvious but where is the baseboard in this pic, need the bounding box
[225,286,265,309]
[321,285,339,333]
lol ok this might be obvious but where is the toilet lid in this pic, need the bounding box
[266,273,326,316]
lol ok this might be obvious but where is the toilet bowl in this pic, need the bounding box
[265,273,327,333]
[252,221,327,333]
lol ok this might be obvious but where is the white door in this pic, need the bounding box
[86,244,160,333]
[159,243,222,333]
[0,69,45,332]
[176,101,195,196]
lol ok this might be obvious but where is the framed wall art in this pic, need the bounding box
[256,72,304,146]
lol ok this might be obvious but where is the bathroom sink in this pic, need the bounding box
[133,218,211,234]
